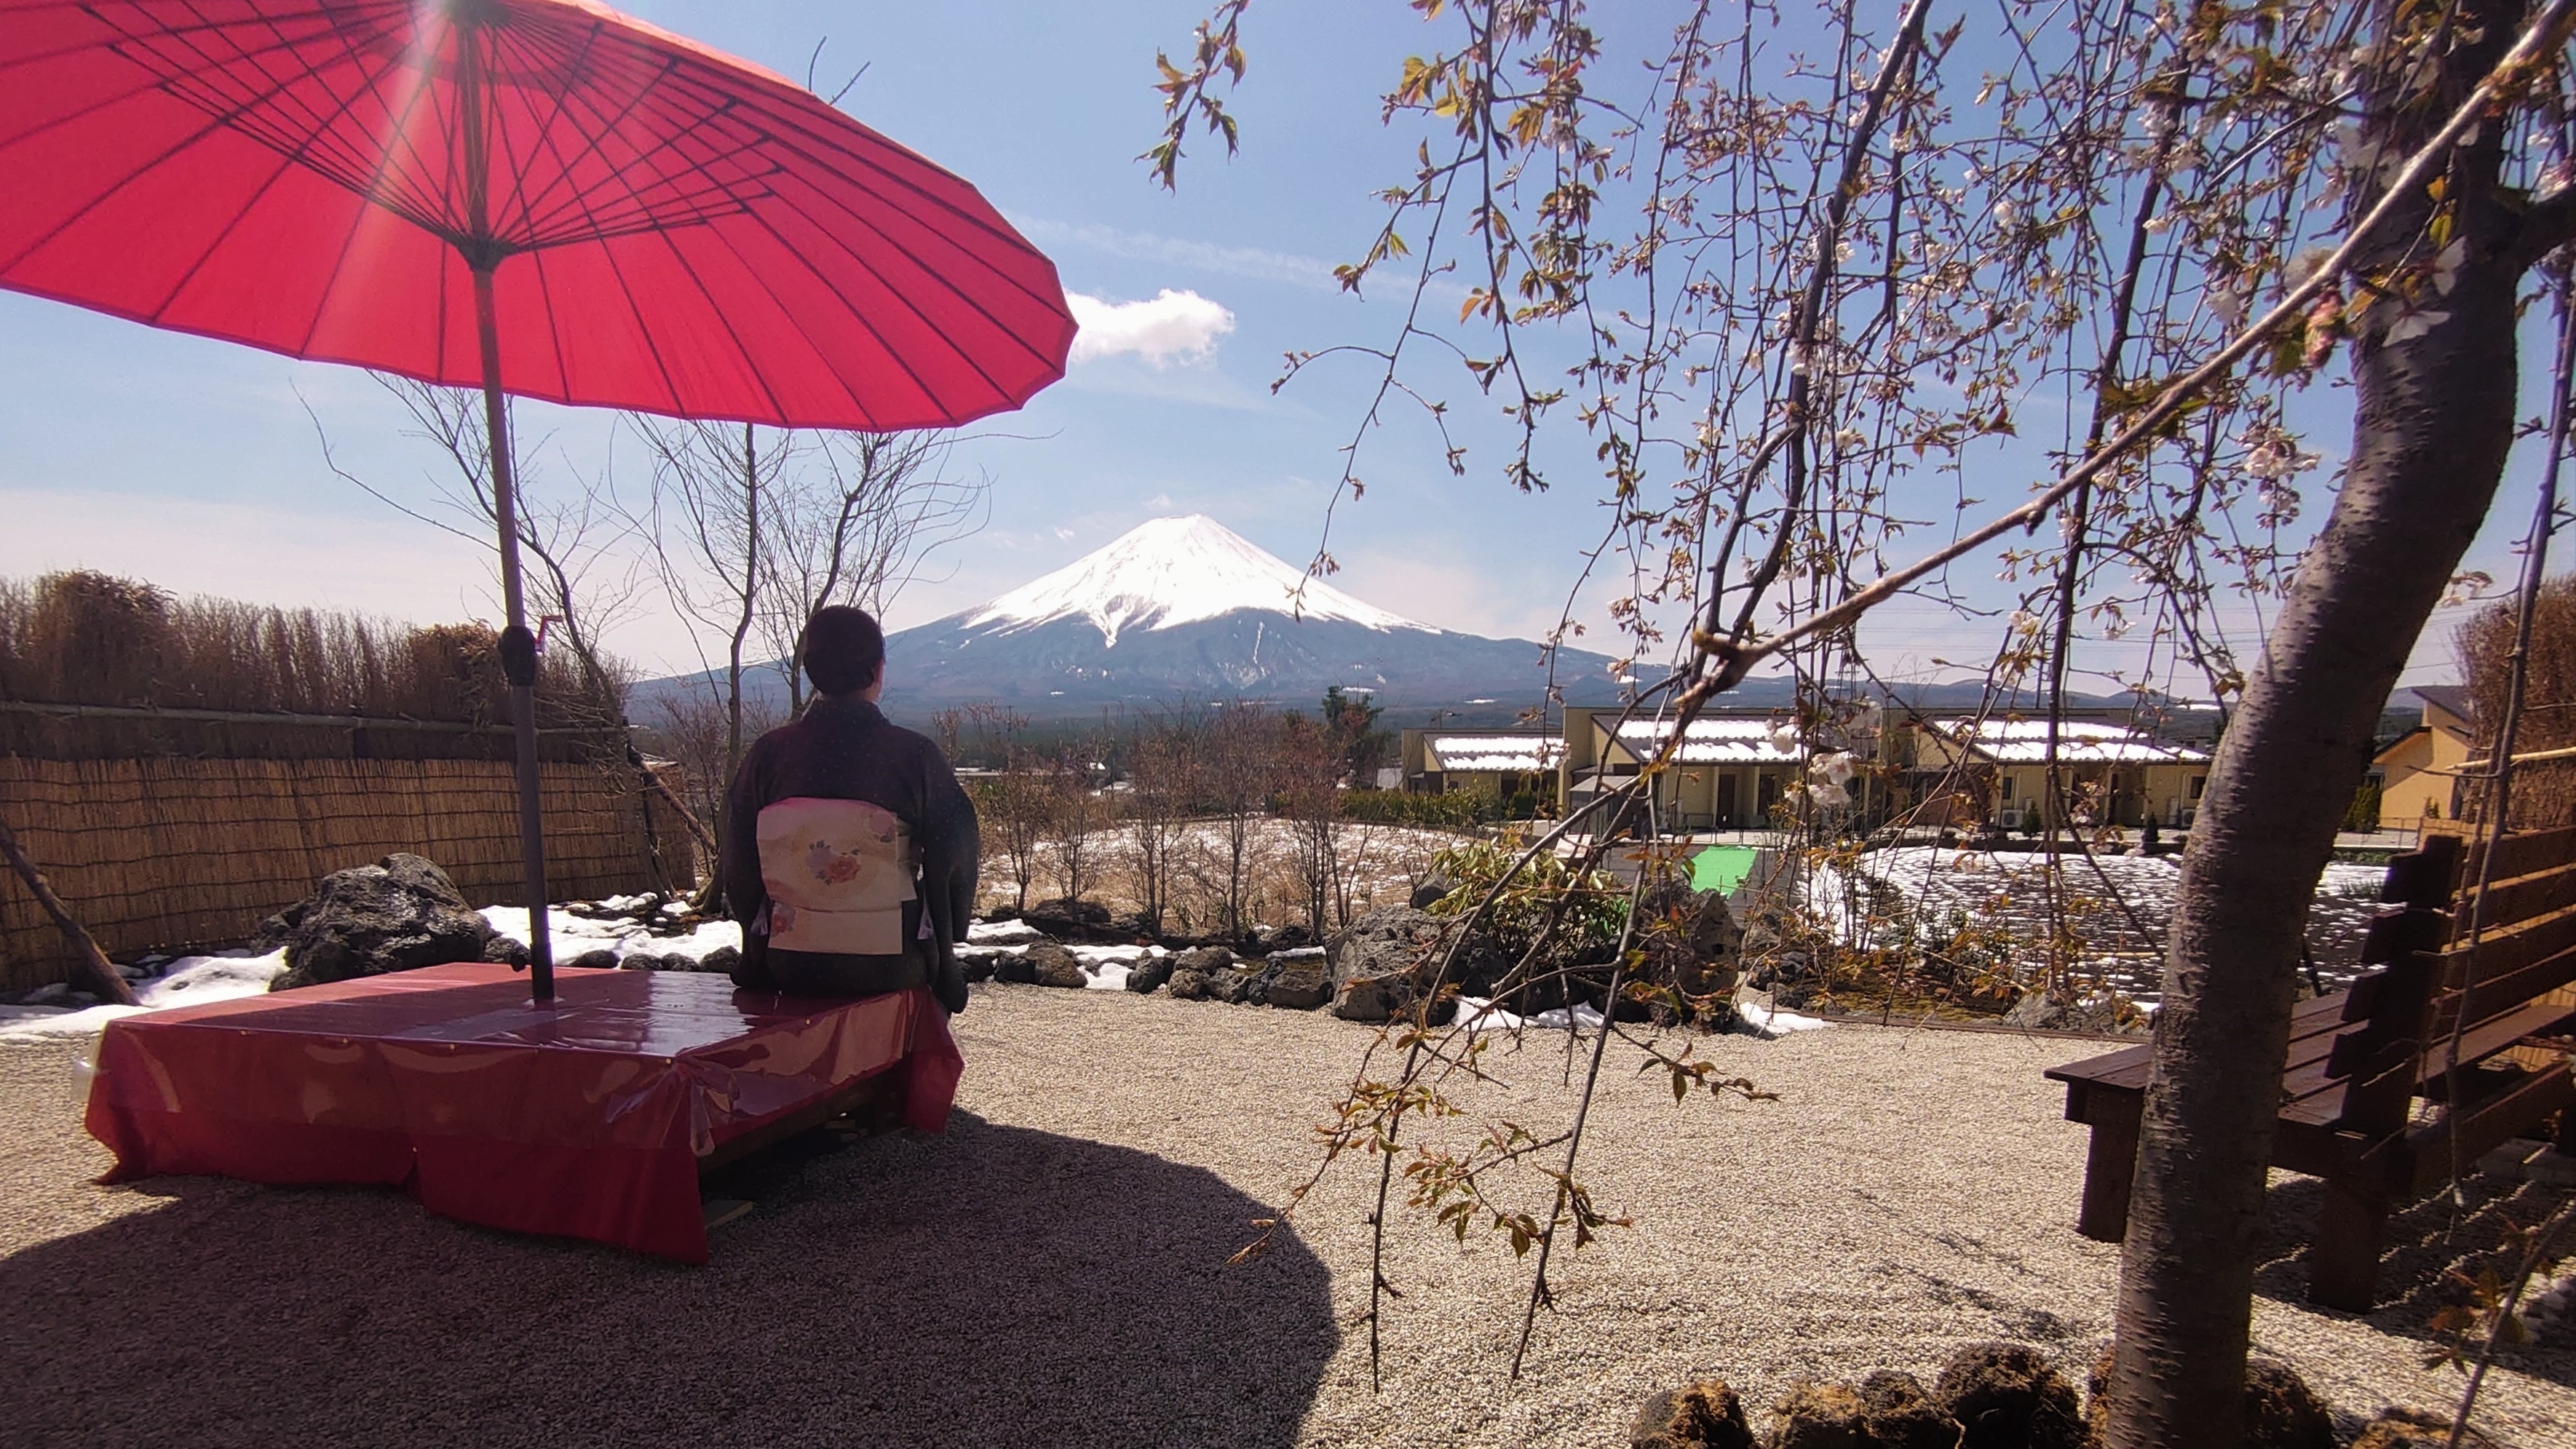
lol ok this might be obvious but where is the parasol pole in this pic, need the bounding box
[457,13,555,1004]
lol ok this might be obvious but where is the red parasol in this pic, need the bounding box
[0,0,1074,1000]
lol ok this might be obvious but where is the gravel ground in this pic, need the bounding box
[3,983,2572,1448]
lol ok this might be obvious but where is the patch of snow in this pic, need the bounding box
[480,905,740,962]
[969,918,1052,945]
[961,515,1437,646]
[1736,1001,1830,1037]
[637,920,743,961]
[1080,963,1133,991]
[1454,994,1607,1033]
[1064,943,1161,964]
[0,948,288,1044]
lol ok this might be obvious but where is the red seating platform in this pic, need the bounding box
[83,964,962,1263]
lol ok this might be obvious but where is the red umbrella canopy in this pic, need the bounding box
[0,0,1075,430]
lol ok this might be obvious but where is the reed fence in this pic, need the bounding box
[0,753,697,992]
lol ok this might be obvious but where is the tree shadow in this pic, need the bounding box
[2,1112,1338,1448]
[2251,1170,2576,1390]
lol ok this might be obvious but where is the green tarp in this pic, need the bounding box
[1690,844,1757,895]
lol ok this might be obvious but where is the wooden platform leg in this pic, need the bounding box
[2309,1173,2389,1312]
[2077,1095,2143,1242]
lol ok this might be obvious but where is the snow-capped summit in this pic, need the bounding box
[634,512,1668,720]
[962,515,1435,646]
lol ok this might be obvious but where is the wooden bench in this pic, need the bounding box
[2046,829,2576,1310]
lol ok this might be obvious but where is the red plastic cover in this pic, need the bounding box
[84,964,962,1262]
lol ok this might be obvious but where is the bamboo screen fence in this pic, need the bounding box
[0,753,697,993]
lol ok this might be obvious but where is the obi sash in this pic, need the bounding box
[755,795,917,956]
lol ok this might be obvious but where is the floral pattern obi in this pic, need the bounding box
[754,795,917,956]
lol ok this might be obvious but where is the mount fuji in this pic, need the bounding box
[873,515,1658,718]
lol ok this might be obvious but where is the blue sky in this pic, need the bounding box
[0,0,2539,696]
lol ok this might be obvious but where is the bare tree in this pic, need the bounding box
[1124,704,1202,932]
[313,377,642,712]
[1197,701,1277,937]
[754,429,986,712]
[967,704,1049,913]
[1046,734,1113,907]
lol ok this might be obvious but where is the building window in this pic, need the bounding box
[2189,775,2205,799]
[2000,775,2016,801]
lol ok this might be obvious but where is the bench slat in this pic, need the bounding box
[2451,862,2576,944]
[2439,898,2576,985]
[2395,1061,2576,1196]
[2453,825,2576,886]
[2045,991,2351,1097]
[2285,998,2576,1128]
[2430,940,2576,1039]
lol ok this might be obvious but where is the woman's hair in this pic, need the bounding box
[801,606,885,696]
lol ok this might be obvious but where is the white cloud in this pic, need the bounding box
[1067,289,1235,366]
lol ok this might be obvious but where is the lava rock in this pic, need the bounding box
[618,953,667,972]
[1170,945,1235,973]
[1029,897,1111,925]
[2087,1350,2332,1449]
[1409,873,1457,910]
[1207,965,1264,1006]
[1265,961,1331,1010]
[1328,907,1499,1023]
[956,952,1000,984]
[1629,1379,1756,1449]
[482,935,532,967]
[1933,1344,2082,1449]
[2242,1359,2334,1449]
[263,853,499,991]
[2004,990,2149,1035]
[1635,878,1746,1001]
[1125,954,1176,994]
[1769,1379,1869,1448]
[566,948,620,971]
[1024,942,1089,990]
[1166,967,1214,1001]
[700,945,742,975]
[1858,1370,1963,1449]
[1024,897,1132,943]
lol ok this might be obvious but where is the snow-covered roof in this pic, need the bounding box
[1925,718,2209,765]
[961,515,1437,647]
[1611,718,1804,764]
[1426,734,1564,772]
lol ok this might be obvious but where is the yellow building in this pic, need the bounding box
[1558,707,1806,832]
[2371,686,2476,833]
[1895,716,2210,829]
[1398,729,1564,806]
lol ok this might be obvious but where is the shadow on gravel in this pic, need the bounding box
[0,1111,1337,1449]
[2251,1172,2576,1390]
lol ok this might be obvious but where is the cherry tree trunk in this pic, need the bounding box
[2104,2,2529,1442]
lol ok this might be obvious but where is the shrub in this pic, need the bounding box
[1341,787,1486,831]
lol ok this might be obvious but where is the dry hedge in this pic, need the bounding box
[0,571,627,761]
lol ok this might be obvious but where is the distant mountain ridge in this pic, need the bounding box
[627,514,2141,724]
[634,515,1666,722]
